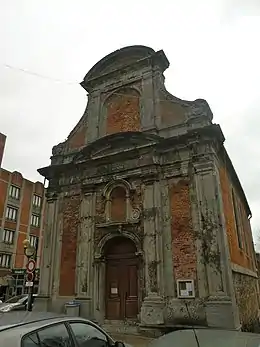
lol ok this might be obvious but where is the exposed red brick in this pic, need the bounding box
[0,133,6,167]
[20,181,33,226]
[34,181,45,195]
[110,187,126,221]
[68,124,87,150]
[106,88,140,135]
[0,170,9,224]
[160,100,186,126]
[219,167,254,270]
[170,180,197,279]
[59,195,80,296]
[15,233,27,268]
[11,171,23,186]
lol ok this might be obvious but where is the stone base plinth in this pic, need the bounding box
[205,297,240,330]
[140,294,164,326]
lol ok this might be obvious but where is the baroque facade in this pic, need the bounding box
[37,46,259,331]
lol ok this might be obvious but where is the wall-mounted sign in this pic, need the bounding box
[111,287,118,294]
[26,260,36,273]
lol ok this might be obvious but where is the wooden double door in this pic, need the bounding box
[105,237,138,320]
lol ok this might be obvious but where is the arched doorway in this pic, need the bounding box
[104,236,139,320]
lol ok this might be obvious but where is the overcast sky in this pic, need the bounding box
[0,1,260,235]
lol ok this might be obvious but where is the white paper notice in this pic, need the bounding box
[186,282,192,291]
[180,289,188,296]
[111,287,118,294]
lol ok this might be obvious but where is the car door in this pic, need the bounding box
[22,322,74,347]
[68,321,111,347]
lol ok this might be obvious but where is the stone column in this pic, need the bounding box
[35,194,59,311]
[51,199,63,299]
[93,257,106,324]
[160,180,175,298]
[75,190,96,318]
[193,159,240,329]
[140,179,164,325]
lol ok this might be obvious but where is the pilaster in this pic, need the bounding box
[75,190,96,318]
[141,71,155,131]
[140,179,164,325]
[35,194,59,311]
[86,92,101,142]
[193,158,240,329]
[160,180,175,298]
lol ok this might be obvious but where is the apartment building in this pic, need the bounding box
[0,132,45,299]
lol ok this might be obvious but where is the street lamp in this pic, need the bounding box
[23,239,36,312]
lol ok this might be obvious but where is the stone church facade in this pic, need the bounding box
[37,46,259,331]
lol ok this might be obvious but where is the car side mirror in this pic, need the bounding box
[114,341,126,347]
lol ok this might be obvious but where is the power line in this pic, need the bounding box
[3,64,76,85]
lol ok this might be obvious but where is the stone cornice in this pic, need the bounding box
[231,263,258,278]
[37,124,224,180]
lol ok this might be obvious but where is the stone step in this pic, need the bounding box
[102,320,140,336]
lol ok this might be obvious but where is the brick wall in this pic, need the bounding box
[219,167,254,270]
[170,180,197,280]
[0,169,8,224]
[0,133,6,167]
[106,88,140,135]
[160,100,186,127]
[110,187,126,221]
[67,123,87,150]
[0,168,45,277]
[59,195,80,296]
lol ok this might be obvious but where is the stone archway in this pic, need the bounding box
[104,236,139,320]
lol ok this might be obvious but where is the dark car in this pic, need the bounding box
[148,328,260,347]
[0,311,130,346]
[0,294,37,313]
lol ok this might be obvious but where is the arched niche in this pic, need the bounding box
[96,231,142,259]
[103,180,133,222]
[104,236,137,259]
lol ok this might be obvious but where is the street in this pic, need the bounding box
[112,333,154,347]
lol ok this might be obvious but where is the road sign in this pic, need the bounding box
[26,272,34,282]
[26,259,36,273]
[25,281,33,287]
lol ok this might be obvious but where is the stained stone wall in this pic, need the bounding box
[233,271,260,331]
[166,298,206,326]
[36,45,257,331]
[59,195,80,296]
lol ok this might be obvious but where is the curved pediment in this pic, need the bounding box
[83,46,155,83]
[73,131,162,163]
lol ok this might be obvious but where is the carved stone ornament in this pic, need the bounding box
[131,208,141,220]
[52,142,65,156]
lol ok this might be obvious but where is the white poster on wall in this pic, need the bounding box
[111,287,118,294]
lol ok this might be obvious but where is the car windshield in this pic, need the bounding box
[4,295,27,304]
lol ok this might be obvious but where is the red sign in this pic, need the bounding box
[26,259,36,273]
[26,272,34,282]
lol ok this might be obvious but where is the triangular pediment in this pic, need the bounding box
[73,132,162,163]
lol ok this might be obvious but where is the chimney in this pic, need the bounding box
[0,133,6,168]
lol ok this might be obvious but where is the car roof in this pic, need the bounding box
[148,328,260,347]
[0,312,113,346]
[0,311,93,331]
